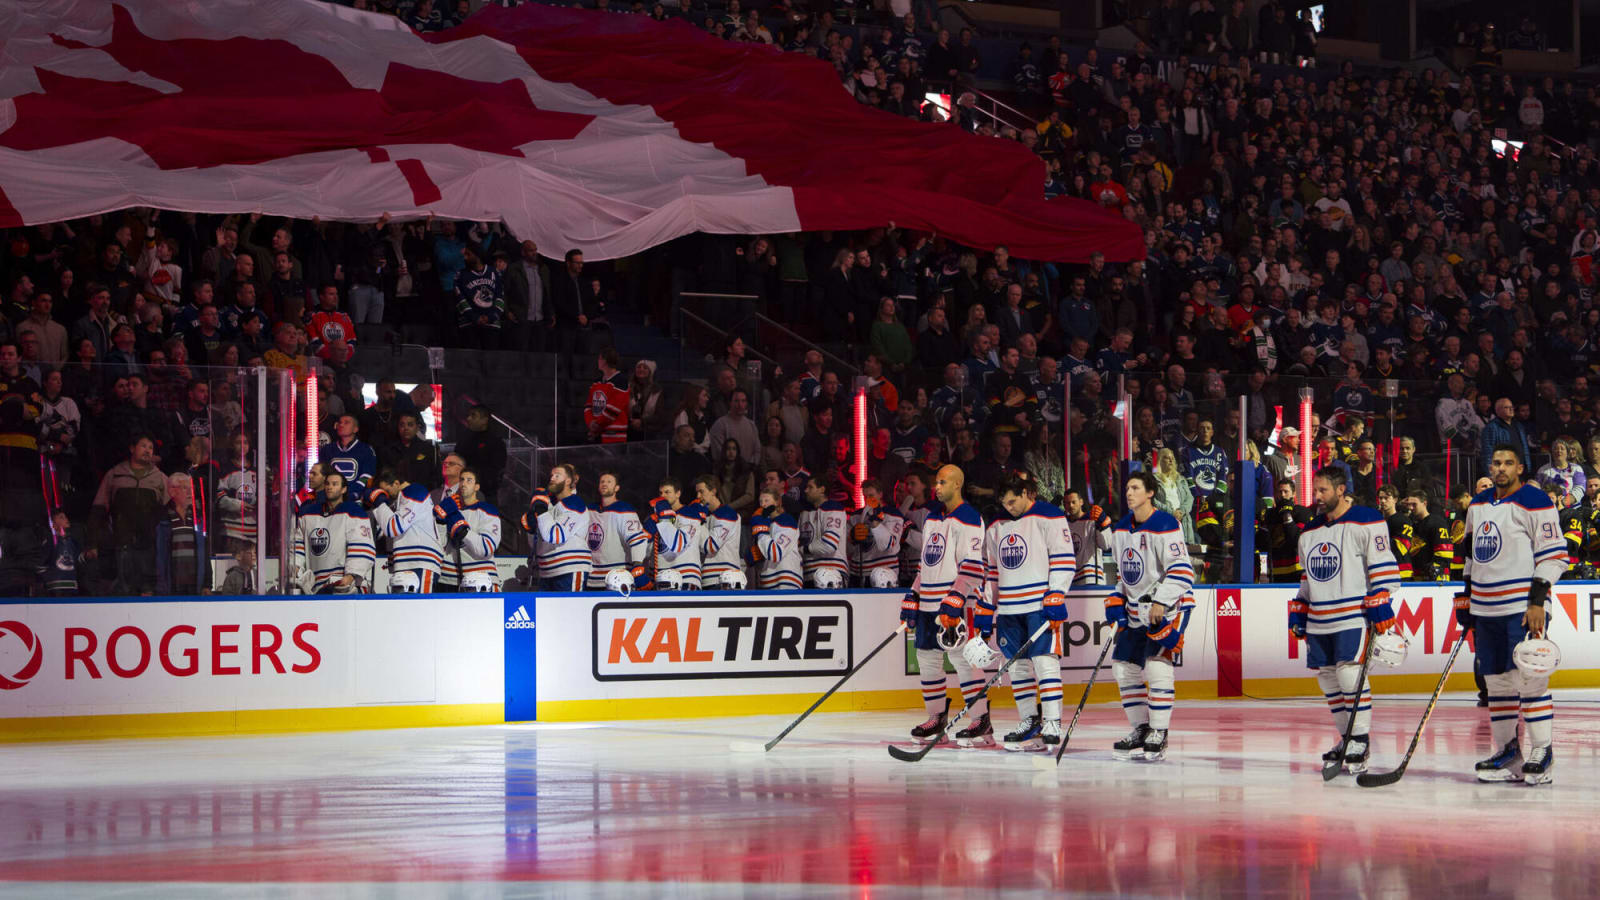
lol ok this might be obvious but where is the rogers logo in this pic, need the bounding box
[0,621,43,690]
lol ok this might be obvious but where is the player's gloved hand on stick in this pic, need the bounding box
[1362,591,1396,633]
[900,592,919,626]
[1454,577,1473,630]
[1140,595,1164,624]
[1288,599,1307,638]
[1104,594,1127,627]
[1042,590,1067,622]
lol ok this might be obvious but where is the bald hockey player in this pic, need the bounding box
[901,464,990,745]
[292,471,375,593]
[1105,471,1196,761]
[849,478,906,588]
[1290,464,1401,775]
[749,486,802,589]
[978,473,1075,751]
[1460,445,1568,784]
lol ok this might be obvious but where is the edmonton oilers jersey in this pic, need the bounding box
[1108,509,1194,628]
[981,501,1075,614]
[1294,504,1401,635]
[1463,484,1567,617]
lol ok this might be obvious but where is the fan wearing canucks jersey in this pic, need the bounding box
[979,474,1076,751]
[1459,445,1568,785]
[1290,464,1401,775]
[1105,471,1196,761]
[900,464,990,745]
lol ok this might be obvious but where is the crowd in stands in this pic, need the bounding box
[7,0,1600,595]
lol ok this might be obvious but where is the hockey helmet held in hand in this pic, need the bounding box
[961,635,999,670]
[936,618,968,651]
[389,570,422,594]
[1513,637,1562,677]
[868,567,899,589]
[1368,630,1409,667]
[605,568,634,597]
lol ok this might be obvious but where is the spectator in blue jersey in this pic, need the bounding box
[1482,397,1532,475]
[1184,419,1228,501]
[455,246,504,350]
[319,414,377,492]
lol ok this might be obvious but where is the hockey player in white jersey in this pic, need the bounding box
[523,463,594,591]
[1289,464,1401,774]
[979,473,1075,751]
[292,471,376,593]
[591,472,650,591]
[368,467,465,593]
[450,468,502,592]
[695,474,745,589]
[1105,471,1196,761]
[897,470,932,588]
[749,486,802,589]
[1459,445,1568,784]
[800,476,848,589]
[651,477,706,590]
[849,479,906,589]
[900,464,991,746]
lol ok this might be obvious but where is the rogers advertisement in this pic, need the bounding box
[0,597,504,722]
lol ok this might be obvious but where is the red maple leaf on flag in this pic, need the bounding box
[1,3,592,208]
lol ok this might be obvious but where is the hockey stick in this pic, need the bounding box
[731,623,909,753]
[1323,623,1378,781]
[1356,630,1470,788]
[1034,623,1119,769]
[888,620,1054,763]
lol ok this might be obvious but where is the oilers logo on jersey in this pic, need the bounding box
[1305,541,1342,582]
[800,521,814,545]
[1120,547,1144,583]
[587,521,605,552]
[924,532,946,566]
[590,389,607,416]
[999,533,1028,569]
[1473,521,1502,563]
[310,527,331,556]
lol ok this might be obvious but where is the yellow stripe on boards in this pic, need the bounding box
[0,703,503,743]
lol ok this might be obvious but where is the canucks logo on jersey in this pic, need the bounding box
[999,533,1028,569]
[310,527,331,556]
[923,532,945,566]
[1473,521,1502,563]
[587,521,604,551]
[1306,541,1341,582]
[1120,547,1144,583]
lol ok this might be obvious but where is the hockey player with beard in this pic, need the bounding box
[1105,471,1196,761]
[368,467,465,593]
[900,464,990,746]
[292,471,375,593]
[978,473,1075,751]
[524,463,594,591]
[591,471,650,590]
[448,468,501,591]
[1289,464,1401,775]
[1460,445,1568,784]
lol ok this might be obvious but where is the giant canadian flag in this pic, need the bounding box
[0,0,1143,262]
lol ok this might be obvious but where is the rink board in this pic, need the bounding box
[2,583,1600,739]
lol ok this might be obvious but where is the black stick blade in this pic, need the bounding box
[887,742,938,762]
[1321,759,1345,781]
[1356,768,1405,788]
